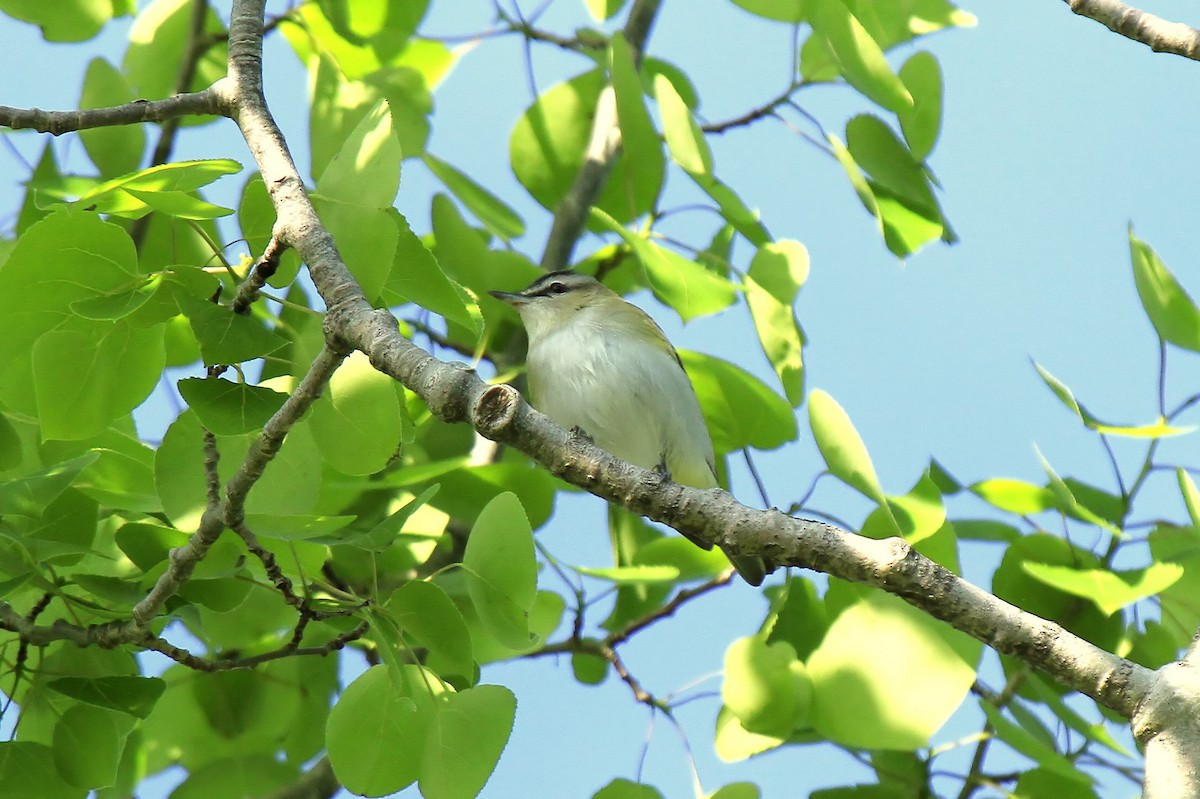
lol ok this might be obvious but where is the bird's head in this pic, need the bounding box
[489,271,618,340]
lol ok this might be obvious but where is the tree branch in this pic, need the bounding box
[1062,0,1200,59]
[224,0,1155,727]
[537,0,663,271]
[0,89,228,135]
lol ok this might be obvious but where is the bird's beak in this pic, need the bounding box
[488,290,526,306]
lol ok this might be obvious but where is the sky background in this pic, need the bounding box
[4,0,1200,797]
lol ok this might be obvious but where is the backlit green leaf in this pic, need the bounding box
[682,351,797,452]
[1129,230,1200,351]
[812,0,912,113]
[808,389,883,502]
[423,153,524,240]
[79,58,143,176]
[326,665,423,796]
[591,208,736,321]
[654,73,713,176]
[897,51,942,162]
[609,33,665,214]
[317,98,403,207]
[1021,562,1184,616]
[418,685,516,799]
[808,586,979,749]
[463,492,538,648]
[746,240,807,405]
[177,377,288,435]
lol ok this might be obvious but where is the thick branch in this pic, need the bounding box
[538,0,663,271]
[1063,0,1200,59]
[223,0,1154,725]
[0,89,229,135]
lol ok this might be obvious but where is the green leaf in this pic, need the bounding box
[808,586,980,749]
[423,153,524,240]
[722,636,811,736]
[463,492,538,649]
[121,188,232,220]
[326,665,423,796]
[609,33,665,211]
[73,159,242,216]
[0,742,83,799]
[714,706,787,763]
[192,670,265,739]
[177,377,288,435]
[573,563,683,585]
[982,704,1092,784]
[389,580,474,684]
[321,201,398,303]
[309,351,403,476]
[0,209,138,415]
[681,351,798,452]
[79,58,144,176]
[593,778,666,799]
[52,704,126,789]
[1013,769,1099,799]
[969,478,1054,515]
[33,323,165,441]
[317,98,403,207]
[1129,230,1200,351]
[46,676,166,719]
[808,389,883,502]
[572,650,609,685]
[710,783,762,799]
[382,211,481,333]
[240,514,355,540]
[729,0,805,22]
[812,0,912,113]
[691,173,772,247]
[1180,469,1200,529]
[1036,448,1122,537]
[169,756,298,799]
[115,522,188,571]
[764,576,829,660]
[655,73,713,176]
[419,684,516,799]
[1021,562,1184,616]
[0,0,113,41]
[591,207,736,321]
[510,69,655,223]
[746,240,808,405]
[123,0,227,99]
[992,534,1124,651]
[176,294,288,365]
[1033,361,1193,438]
[156,410,321,531]
[897,51,942,162]
[586,0,627,21]
[846,115,936,216]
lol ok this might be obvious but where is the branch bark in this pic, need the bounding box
[220,0,1159,724]
[537,0,663,271]
[0,89,228,135]
[1062,0,1200,59]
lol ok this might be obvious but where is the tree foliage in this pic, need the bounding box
[0,1,1198,798]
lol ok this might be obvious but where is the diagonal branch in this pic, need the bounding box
[0,88,229,136]
[1062,0,1200,59]
[538,0,663,271]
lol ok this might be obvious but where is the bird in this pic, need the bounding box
[489,270,767,586]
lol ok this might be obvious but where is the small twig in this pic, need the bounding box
[233,234,288,314]
[607,572,733,647]
[0,89,228,135]
[142,621,369,671]
[203,429,222,508]
[701,89,794,135]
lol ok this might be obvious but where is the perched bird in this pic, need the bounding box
[490,270,767,586]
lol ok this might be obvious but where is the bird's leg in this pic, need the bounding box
[569,425,594,444]
[653,459,673,482]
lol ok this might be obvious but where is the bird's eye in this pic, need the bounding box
[547,282,567,295]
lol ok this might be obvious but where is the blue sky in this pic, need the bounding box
[3,1,1197,797]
